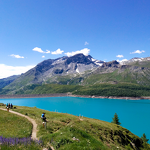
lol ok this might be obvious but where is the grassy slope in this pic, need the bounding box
[3,71,35,94]
[46,65,150,86]
[127,60,150,68]
[14,84,82,95]
[82,69,148,85]
[0,105,149,150]
[0,75,19,89]
[12,82,150,97]
[0,106,42,150]
[0,109,32,138]
[73,83,150,97]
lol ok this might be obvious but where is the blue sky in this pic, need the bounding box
[0,0,150,79]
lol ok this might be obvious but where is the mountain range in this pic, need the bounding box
[1,53,150,95]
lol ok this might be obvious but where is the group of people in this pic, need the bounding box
[6,103,13,109]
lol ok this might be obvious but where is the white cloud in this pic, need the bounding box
[33,47,44,53]
[42,56,45,58]
[45,50,50,53]
[0,64,35,79]
[84,41,89,45]
[10,54,24,58]
[51,48,64,55]
[130,50,145,54]
[116,55,124,58]
[32,47,50,53]
[65,48,90,57]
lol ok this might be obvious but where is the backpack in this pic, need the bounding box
[41,113,44,118]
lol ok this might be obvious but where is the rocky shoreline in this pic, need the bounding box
[0,93,150,100]
[0,93,68,99]
[68,94,150,100]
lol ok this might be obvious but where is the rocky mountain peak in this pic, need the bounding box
[65,53,94,65]
[102,60,119,68]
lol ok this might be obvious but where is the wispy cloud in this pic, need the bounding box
[116,55,124,58]
[84,41,89,45]
[32,47,50,53]
[130,50,145,54]
[51,48,64,54]
[0,64,35,79]
[10,54,24,58]
[65,48,90,57]
[45,50,50,53]
[42,56,45,58]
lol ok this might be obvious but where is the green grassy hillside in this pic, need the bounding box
[0,105,149,149]
[82,67,150,86]
[126,59,150,68]
[73,83,150,97]
[0,109,32,138]
[0,105,42,150]
[0,75,19,89]
[7,82,150,97]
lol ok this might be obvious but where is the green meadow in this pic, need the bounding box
[0,109,32,138]
[0,104,150,150]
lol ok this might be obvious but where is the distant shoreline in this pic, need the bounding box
[69,94,150,100]
[0,93,150,100]
[0,93,68,99]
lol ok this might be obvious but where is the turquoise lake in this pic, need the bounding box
[0,96,150,143]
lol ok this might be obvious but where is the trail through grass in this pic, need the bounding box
[0,109,32,138]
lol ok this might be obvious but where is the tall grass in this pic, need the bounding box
[0,136,42,150]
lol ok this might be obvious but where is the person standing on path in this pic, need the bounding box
[10,103,13,109]
[41,113,47,128]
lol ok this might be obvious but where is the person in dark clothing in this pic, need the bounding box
[41,113,47,128]
[10,103,13,109]
[41,113,47,122]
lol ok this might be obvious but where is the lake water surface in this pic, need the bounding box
[0,96,150,143]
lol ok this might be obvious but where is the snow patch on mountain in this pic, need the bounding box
[91,58,104,66]
[76,67,80,73]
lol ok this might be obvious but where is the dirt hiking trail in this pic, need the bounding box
[0,108,55,150]
[0,108,37,140]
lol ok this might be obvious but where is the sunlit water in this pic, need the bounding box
[0,96,150,143]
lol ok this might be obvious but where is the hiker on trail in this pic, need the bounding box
[10,103,13,109]
[8,103,10,108]
[41,113,47,122]
[6,104,9,112]
[41,113,47,128]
